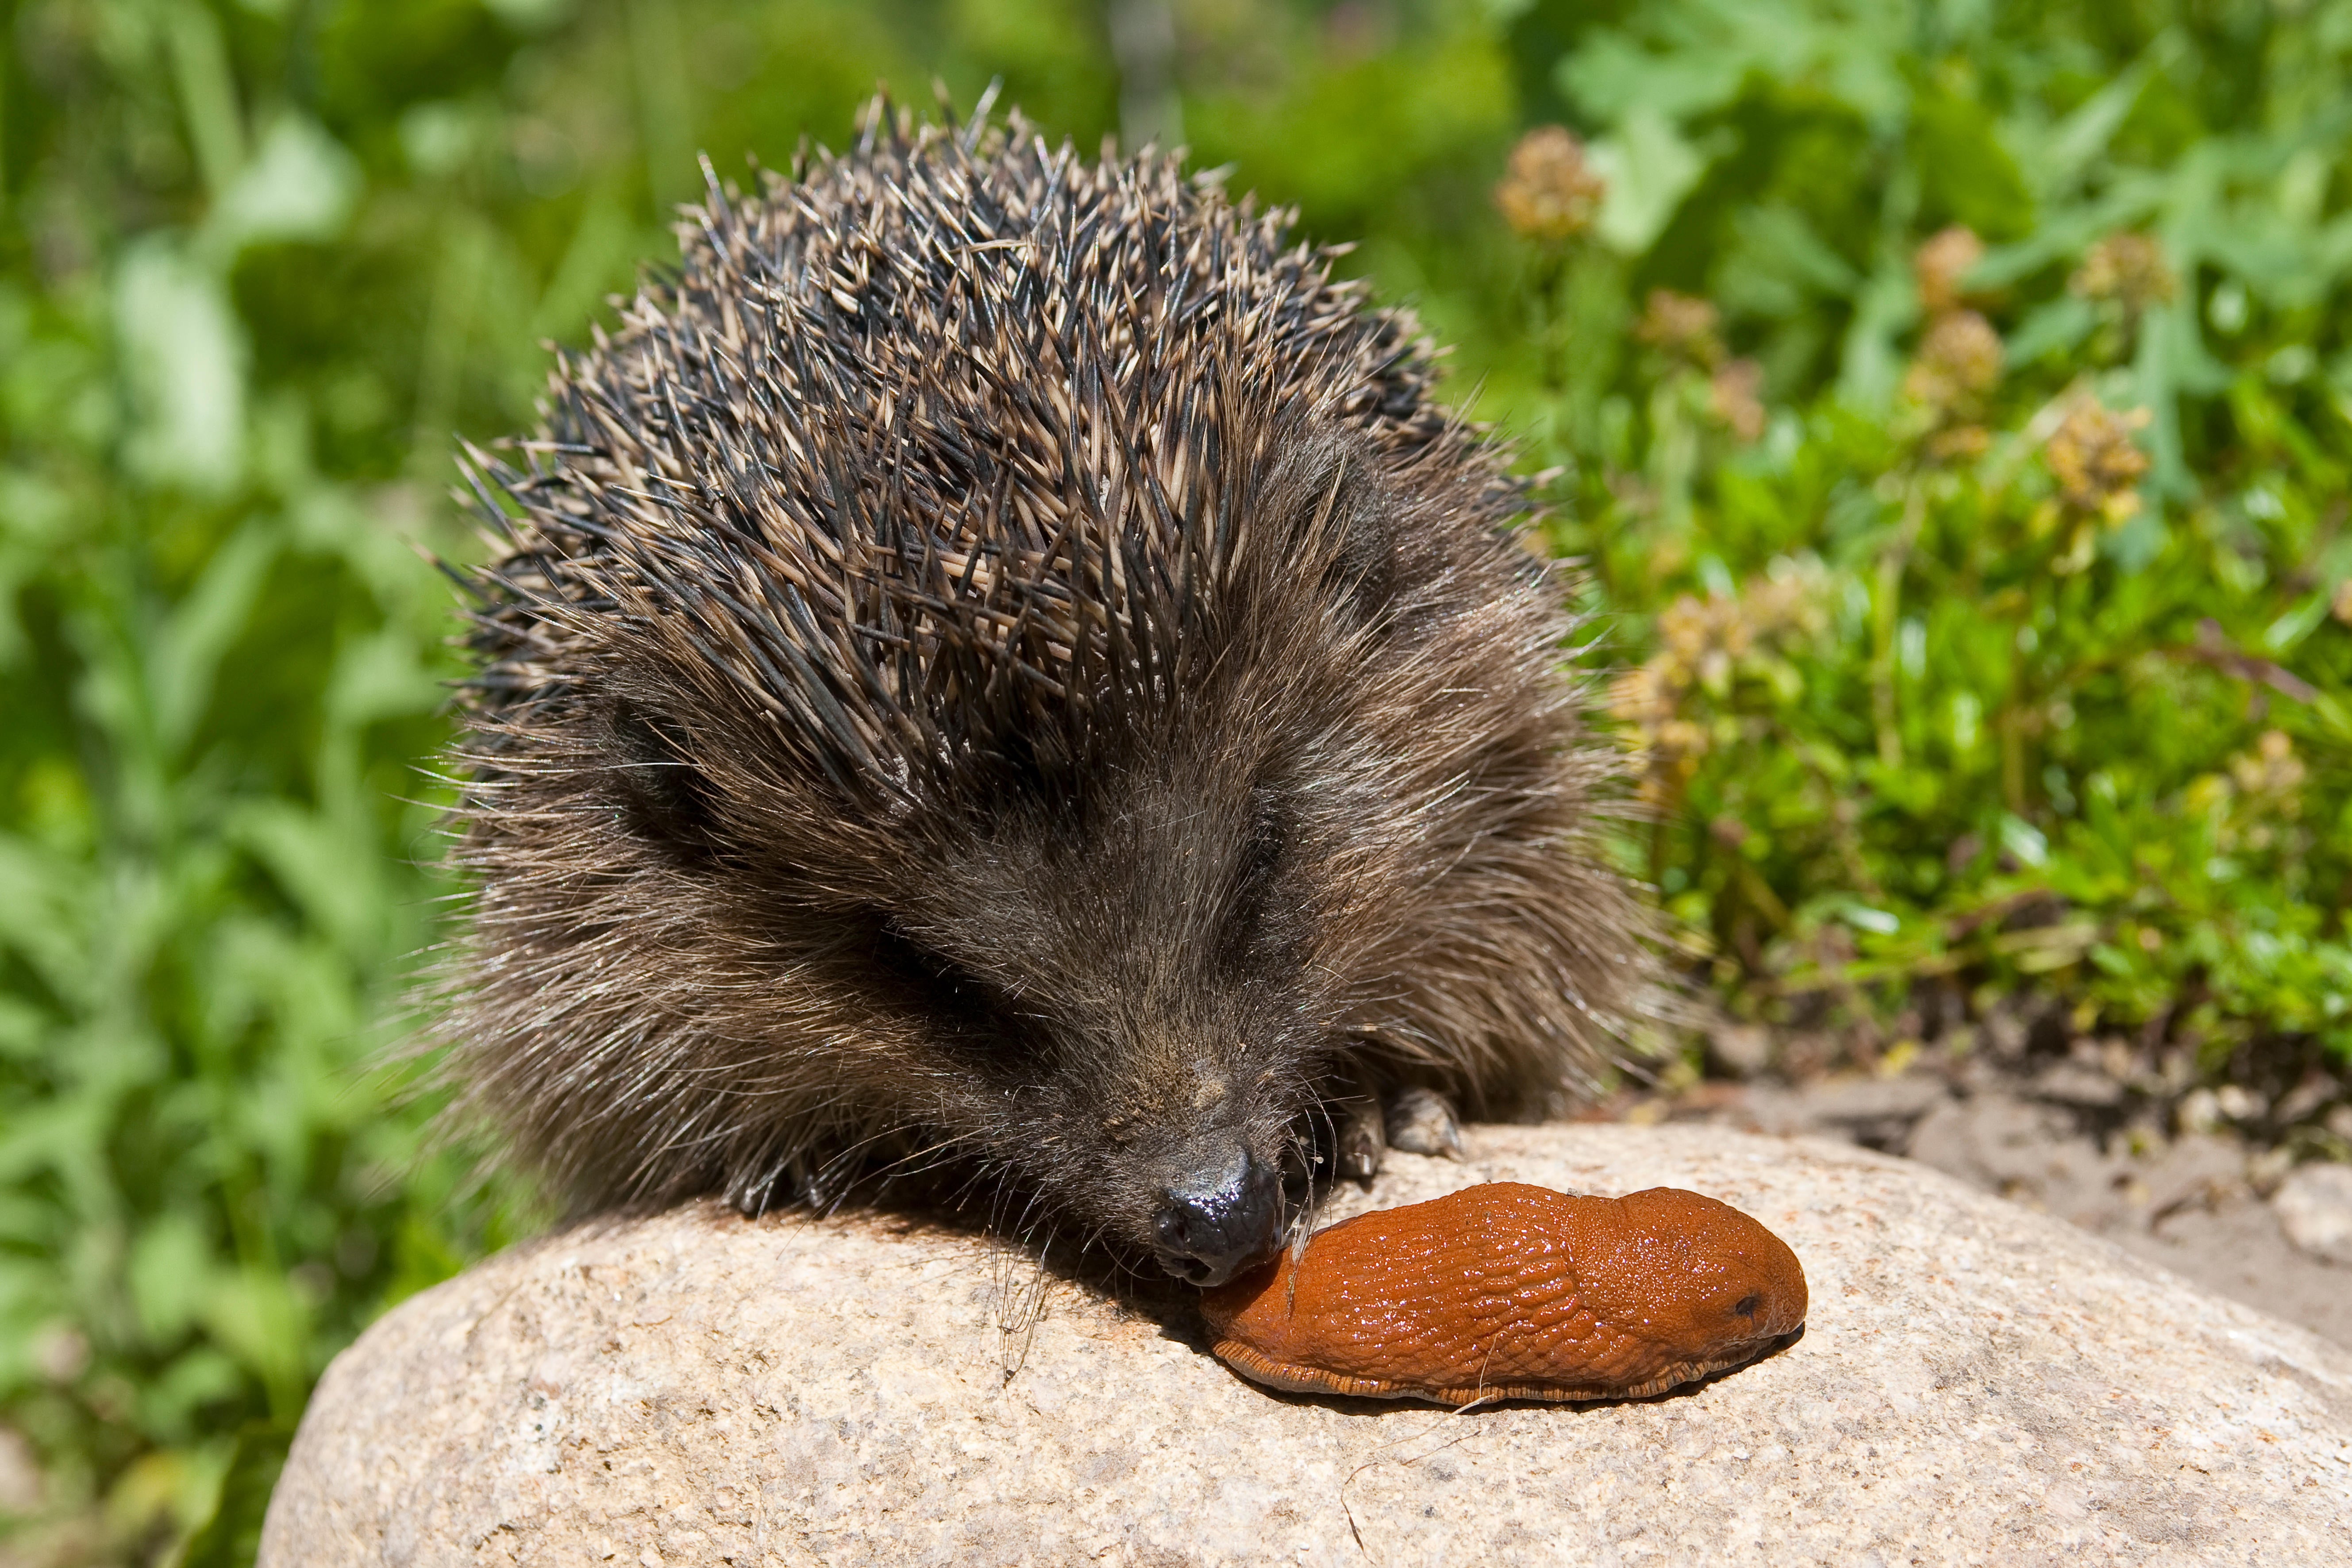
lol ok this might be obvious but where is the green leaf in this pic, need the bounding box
[115,243,248,495]
[128,1211,218,1346]
[1911,85,2034,241]
[203,116,362,260]
[180,1422,293,1568]
[151,521,281,758]
[1591,108,1711,255]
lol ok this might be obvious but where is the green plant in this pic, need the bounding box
[1475,0,2352,1061]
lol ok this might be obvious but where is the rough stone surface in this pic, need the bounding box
[1897,1094,2352,1348]
[262,1125,2352,1567]
[1686,1067,2352,1350]
[2277,1162,2352,1266]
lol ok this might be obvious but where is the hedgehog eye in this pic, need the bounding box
[607,699,722,863]
[867,922,1028,1060]
[1295,447,1401,628]
[1330,497,1399,621]
[1217,800,1290,974]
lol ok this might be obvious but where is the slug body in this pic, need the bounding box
[1200,1184,1806,1406]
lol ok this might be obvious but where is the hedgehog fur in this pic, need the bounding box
[443,97,1656,1283]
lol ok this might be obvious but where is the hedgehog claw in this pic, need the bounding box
[1384,1087,1465,1160]
[1334,1094,1386,1184]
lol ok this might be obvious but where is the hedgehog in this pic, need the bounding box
[442,97,1656,1287]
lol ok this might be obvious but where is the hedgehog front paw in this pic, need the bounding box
[1335,1094,1386,1183]
[1383,1086,1465,1160]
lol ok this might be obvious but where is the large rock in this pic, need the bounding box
[262,1125,2352,1566]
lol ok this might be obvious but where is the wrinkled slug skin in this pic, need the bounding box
[1198,1183,1807,1406]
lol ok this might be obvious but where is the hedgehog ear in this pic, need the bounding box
[1331,478,1403,627]
[1215,786,1297,979]
[1284,436,1402,629]
[604,697,723,864]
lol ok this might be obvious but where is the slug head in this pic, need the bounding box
[1571,1187,1810,1362]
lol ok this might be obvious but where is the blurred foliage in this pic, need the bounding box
[0,0,2346,1560]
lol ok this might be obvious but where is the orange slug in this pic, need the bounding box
[1199,1183,1805,1406]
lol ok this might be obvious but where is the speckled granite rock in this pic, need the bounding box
[2277,1161,2352,1266]
[261,1125,2352,1567]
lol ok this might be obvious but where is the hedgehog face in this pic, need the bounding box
[849,743,1324,1283]
[599,677,1340,1281]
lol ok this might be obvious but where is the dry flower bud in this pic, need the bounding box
[1610,664,1677,729]
[1615,567,1825,786]
[1902,309,2003,412]
[1494,127,1606,243]
[2071,233,2175,312]
[1710,358,1767,441]
[1915,226,1985,314]
[2229,730,2306,801]
[2045,399,2152,522]
[1659,593,1719,661]
[32,1325,89,1384]
[1636,289,1722,368]
[1927,424,1991,461]
[1656,718,1709,767]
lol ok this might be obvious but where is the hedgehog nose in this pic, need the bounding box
[1155,1148,1282,1286]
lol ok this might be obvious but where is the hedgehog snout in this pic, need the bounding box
[1151,1144,1284,1286]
